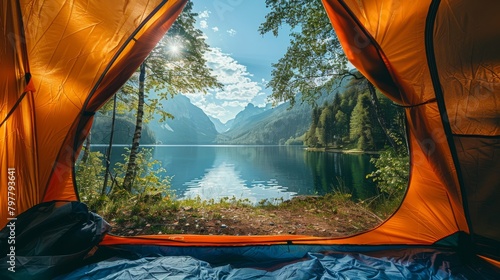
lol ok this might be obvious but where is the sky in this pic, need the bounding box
[184,1,292,123]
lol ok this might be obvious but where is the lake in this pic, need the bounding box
[92,145,377,204]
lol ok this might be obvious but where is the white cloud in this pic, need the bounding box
[198,10,210,19]
[226,29,237,36]
[200,20,208,29]
[185,48,266,123]
[221,100,247,108]
[212,26,219,32]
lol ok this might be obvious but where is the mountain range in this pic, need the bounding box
[91,92,334,145]
[147,94,218,144]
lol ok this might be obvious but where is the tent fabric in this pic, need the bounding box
[0,0,188,229]
[57,245,499,279]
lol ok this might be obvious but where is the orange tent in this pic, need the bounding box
[1,0,187,224]
[1,0,499,278]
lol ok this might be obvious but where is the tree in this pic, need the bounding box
[259,0,348,106]
[305,106,321,147]
[366,81,398,149]
[350,93,375,150]
[121,2,222,191]
[317,106,334,147]
[334,110,348,143]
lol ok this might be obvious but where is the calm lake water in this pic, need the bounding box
[92,145,377,203]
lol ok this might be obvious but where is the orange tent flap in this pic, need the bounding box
[0,0,187,229]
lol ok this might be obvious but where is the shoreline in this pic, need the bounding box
[305,147,380,155]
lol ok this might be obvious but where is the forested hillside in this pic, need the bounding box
[91,113,156,144]
[304,78,405,151]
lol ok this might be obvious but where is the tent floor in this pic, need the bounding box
[57,244,499,279]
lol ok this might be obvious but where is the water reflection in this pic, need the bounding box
[182,162,295,203]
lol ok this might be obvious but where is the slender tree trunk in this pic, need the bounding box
[81,132,91,164]
[102,94,117,195]
[366,81,398,150]
[122,62,146,192]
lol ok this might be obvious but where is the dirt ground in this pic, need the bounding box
[108,196,384,237]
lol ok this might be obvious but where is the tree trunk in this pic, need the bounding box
[81,132,91,164]
[122,62,146,192]
[102,94,117,195]
[366,81,398,150]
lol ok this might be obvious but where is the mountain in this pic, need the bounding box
[229,103,271,129]
[217,100,312,145]
[208,116,232,133]
[147,94,218,144]
[91,87,341,146]
[91,113,156,144]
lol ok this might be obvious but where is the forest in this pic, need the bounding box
[301,76,406,152]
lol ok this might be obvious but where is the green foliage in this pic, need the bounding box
[260,0,347,106]
[76,148,173,214]
[140,1,222,105]
[302,76,406,152]
[113,148,171,199]
[350,93,375,150]
[75,151,106,210]
[284,135,304,145]
[367,145,409,199]
[317,106,334,147]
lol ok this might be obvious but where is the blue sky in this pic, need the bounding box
[185,1,292,123]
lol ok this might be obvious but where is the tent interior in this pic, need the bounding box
[1,0,499,279]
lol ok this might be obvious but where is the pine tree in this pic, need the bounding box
[350,93,375,150]
[317,106,334,147]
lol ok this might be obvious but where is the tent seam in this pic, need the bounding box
[424,0,473,250]
[336,0,405,103]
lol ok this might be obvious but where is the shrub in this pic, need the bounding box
[367,147,409,200]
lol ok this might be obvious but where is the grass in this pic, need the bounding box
[87,191,394,237]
